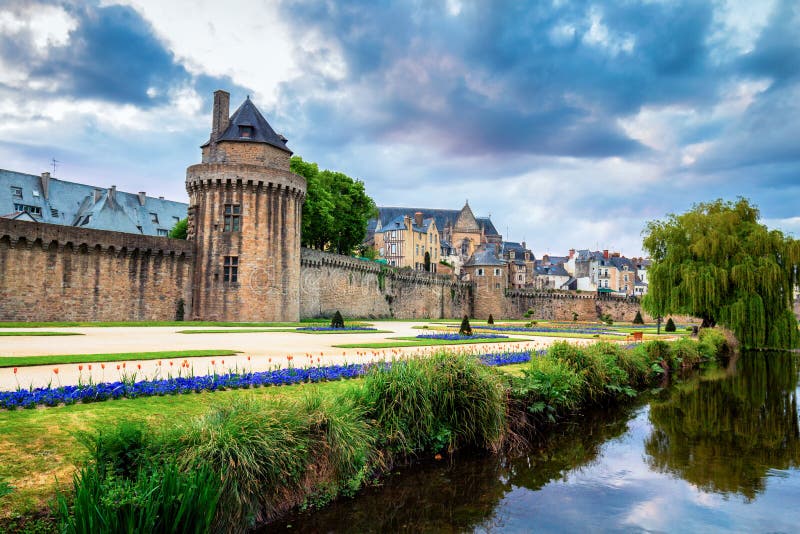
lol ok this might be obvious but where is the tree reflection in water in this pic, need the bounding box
[646,351,800,500]
[268,403,639,532]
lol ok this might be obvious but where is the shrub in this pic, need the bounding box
[665,317,676,332]
[572,312,579,321]
[487,314,494,325]
[642,340,671,370]
[58,461,220,534]
[669,338,703,368]
[331,311,345,329]
[459,315,472,336]
[354,352,507,457]
[617,344,660,386]
[524,308,534,318]
[76,421,149,480]
[514,356,583,421]
[698,328,728,359]
[632,311,644,324]
[581,342,633,400]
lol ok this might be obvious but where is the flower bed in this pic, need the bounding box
[472,325,609,335]
[415,333,509,340]
[0,350,533,410]
[296,326,378,332]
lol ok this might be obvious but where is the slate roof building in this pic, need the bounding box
[0,169,187,236]
[373,211,440,271]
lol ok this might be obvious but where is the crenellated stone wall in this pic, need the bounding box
[0,218,193,322]
[504,289,648,322]
[299,248,471,319]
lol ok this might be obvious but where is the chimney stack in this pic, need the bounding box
[40,172,50,200]
[93,189,103,202]
[211,90,231,143]
[108,185,116,204]
[414,211,423,227]
[603,249,609,259]
[569,248,575,259]
[138,192,146,206]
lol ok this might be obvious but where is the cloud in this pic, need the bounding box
[0,0,798,256]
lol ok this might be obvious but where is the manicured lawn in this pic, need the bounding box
[0,320,333,328]
[177,328,300,334]
[0,350,241,369]
[0,332,84,337]
[333,337,530,349]
[296,329,392,335]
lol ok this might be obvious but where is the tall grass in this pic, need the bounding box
[58,462,219,534]
[353,351,507,457]
[160,391,377,531]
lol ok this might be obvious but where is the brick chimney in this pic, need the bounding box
[108,185,117,204]
[569,248,575,259]
[603,249,609,259]
[138,192,146,206]
[414,211,423,227]
[40,172,50,200]
[211,90,231,142]
[93,189,103,202]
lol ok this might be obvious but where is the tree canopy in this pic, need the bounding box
[290,156,377,255]
[169,218,188,239]
[642,198,800,349]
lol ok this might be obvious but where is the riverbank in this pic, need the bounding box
[1,330,730,533]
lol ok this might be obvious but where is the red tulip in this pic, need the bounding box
[78,365,83,371]
[116,365,121,370]
[13,367,17,374]
[101,364,105,370]
[137,364,141,370]
[53,368,59,375]
[88,365,92,371]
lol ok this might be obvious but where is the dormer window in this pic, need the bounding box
[239,126,253,138]
[11,186,22,198]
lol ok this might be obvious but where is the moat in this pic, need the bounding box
[272,350,800,532]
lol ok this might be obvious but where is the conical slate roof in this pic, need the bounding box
[213,97,292,153]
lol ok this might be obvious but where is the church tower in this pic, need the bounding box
[186,90,306,321]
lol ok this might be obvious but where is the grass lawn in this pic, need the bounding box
[0,350,241,369]
[0,320,334,329]
[333,337,530,349]
[0,332,84,337]
[0,361,526,518]
[176,328,389,335]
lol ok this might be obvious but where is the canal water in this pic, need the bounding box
[272,351,800,533]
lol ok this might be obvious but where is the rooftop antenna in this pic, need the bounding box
[51,158,59,175]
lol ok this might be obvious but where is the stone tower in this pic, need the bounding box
[186,90,306,321]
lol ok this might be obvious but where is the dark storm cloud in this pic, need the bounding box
[277,0,725,159]
[0,1,245,108]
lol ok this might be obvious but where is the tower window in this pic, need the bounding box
[223,256,238,283]
[224,204,241,231]
[239,126,253,138]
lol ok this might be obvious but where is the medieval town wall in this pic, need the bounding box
[299,248,471,319]
[0,218,193,322]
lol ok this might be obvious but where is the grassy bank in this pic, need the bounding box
[1,330,730,532]
[0,350,240,369]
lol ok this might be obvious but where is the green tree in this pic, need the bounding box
[168,218,188,239]
[290,156,377,254]
[459,315,472,336]
[665,317,676,332]
[642,198,800,349]
[331,311,345,329]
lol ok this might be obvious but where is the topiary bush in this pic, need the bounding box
[331,311,345,329]
[665,317,676,332]
[633,310,644,324]
[487,314,494,325]
[459,315,472,336]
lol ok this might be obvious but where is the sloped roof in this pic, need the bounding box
[465,245,505,267]
[375,215,436,234]
[0,169,187,237]
[368,206,500,238]
[208,97,291,154]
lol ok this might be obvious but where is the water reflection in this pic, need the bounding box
[646,351,800,500]
[269,352,800,532]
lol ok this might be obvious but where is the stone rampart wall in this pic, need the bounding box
[0,218,193,322]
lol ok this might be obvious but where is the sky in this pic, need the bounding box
[0,0,798,257]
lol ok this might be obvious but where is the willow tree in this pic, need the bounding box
[642,198,800,349]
